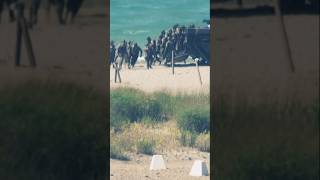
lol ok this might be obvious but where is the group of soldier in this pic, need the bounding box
[0,0,83,26]
[110,24,193,70]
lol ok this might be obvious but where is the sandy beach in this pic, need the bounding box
[0,8,108,92]
[110,148,210,180]
[110,60,210,94]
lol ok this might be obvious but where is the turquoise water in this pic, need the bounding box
[110,0,210,46]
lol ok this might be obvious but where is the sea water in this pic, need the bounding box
[110,0,210,46]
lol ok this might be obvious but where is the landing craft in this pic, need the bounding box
[172,21,210,65]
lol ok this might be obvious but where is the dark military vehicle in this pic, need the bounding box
[171,23,210,65]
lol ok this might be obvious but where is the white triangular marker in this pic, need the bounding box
[189,160,209,176]
[149,155,166,170]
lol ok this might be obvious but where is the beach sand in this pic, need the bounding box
[110,60,210,94]
[0,8,108,92]
[111,148,210,180]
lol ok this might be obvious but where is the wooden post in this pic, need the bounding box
[15,3,23,67]
[114,64,117,83]
[196,59,203,85]
[274,0,295,72]
[14,2,37,67]
[171,50,174,75]
[21,15,36,67]
[114,63,121,83]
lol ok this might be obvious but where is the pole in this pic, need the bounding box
[15,3,23,67]
[14,2,37,67]
[196,59,203,85]
[171,50,174,75]
[274,0,295,72]
[21,15,36,67]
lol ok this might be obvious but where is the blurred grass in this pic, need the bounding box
[0,81,108,180]
[213,96,319,180]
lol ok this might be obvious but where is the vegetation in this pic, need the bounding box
[213,97,319,180]
[0,81,108,180]
[176,106,210,133]
[136,138,155,155]
[110,87,210,159]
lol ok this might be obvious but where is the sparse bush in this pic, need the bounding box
[136,138,155,155]
[179,130,198,147]
[195,132,210,152]
[213,97,319,180]
[110,144,130,161]
[110,88,166,130]
[0,81,107,180]
[177,106,210,134]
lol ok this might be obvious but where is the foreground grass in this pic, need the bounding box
[110,87,210,158]
[0,81,108,180]
[213,97,319,180]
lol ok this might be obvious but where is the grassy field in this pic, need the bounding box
[213,95,319,180]
[110,87,210,160]
[0,81,108,180]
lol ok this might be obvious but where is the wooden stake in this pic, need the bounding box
[171,50,174,75]
[14,2,37,67]
[196,59,203,85]
[114,63,121,83]
[15,9,22,67]
[274,0,295,72]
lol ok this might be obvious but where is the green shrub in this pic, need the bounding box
[136,139,155,155]
[110,145,130,161]
[0,81,107,180]
[110,88,166,129]
[179,130,198,147]
[213,97,319,180]
[177,106,210,134]
[195,132,210,152]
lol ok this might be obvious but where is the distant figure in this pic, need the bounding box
[152,39,161,65]
[163,38,174,65]
[110,41,116,66]
[115,40,128,69]
[127,41,133,69]
[146,36,152,47]
[145,44,153,69]
[65,0,84,24]
[130,43,142,68]
[0,0,15,23]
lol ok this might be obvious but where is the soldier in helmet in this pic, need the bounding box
[163,37,174,65]
[145,43,153,69]
[110,40,116,66]
[127,41,133,69]
[115,40,128,69]
[146,36,152,47]
[130,42,142,68]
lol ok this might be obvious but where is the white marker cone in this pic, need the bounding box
[149,155,166,170]
[189,160,209,176]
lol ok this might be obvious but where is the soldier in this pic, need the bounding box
[130,42,142,68]
[0,0,15,23]
[145,43,153,69]
[152,39,161,65]
[110,41,116,66]
[115,40,128,69]
[146,36,152,47]
[65,0,83,23]
[163,37,174,65]
[159,30,165,40]
[127,41,133,69]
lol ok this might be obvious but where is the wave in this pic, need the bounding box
[123,30,150,35]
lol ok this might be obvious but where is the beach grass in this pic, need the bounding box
[0,81,108,180]
[110,87,210,159]
[213,96,319,180]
